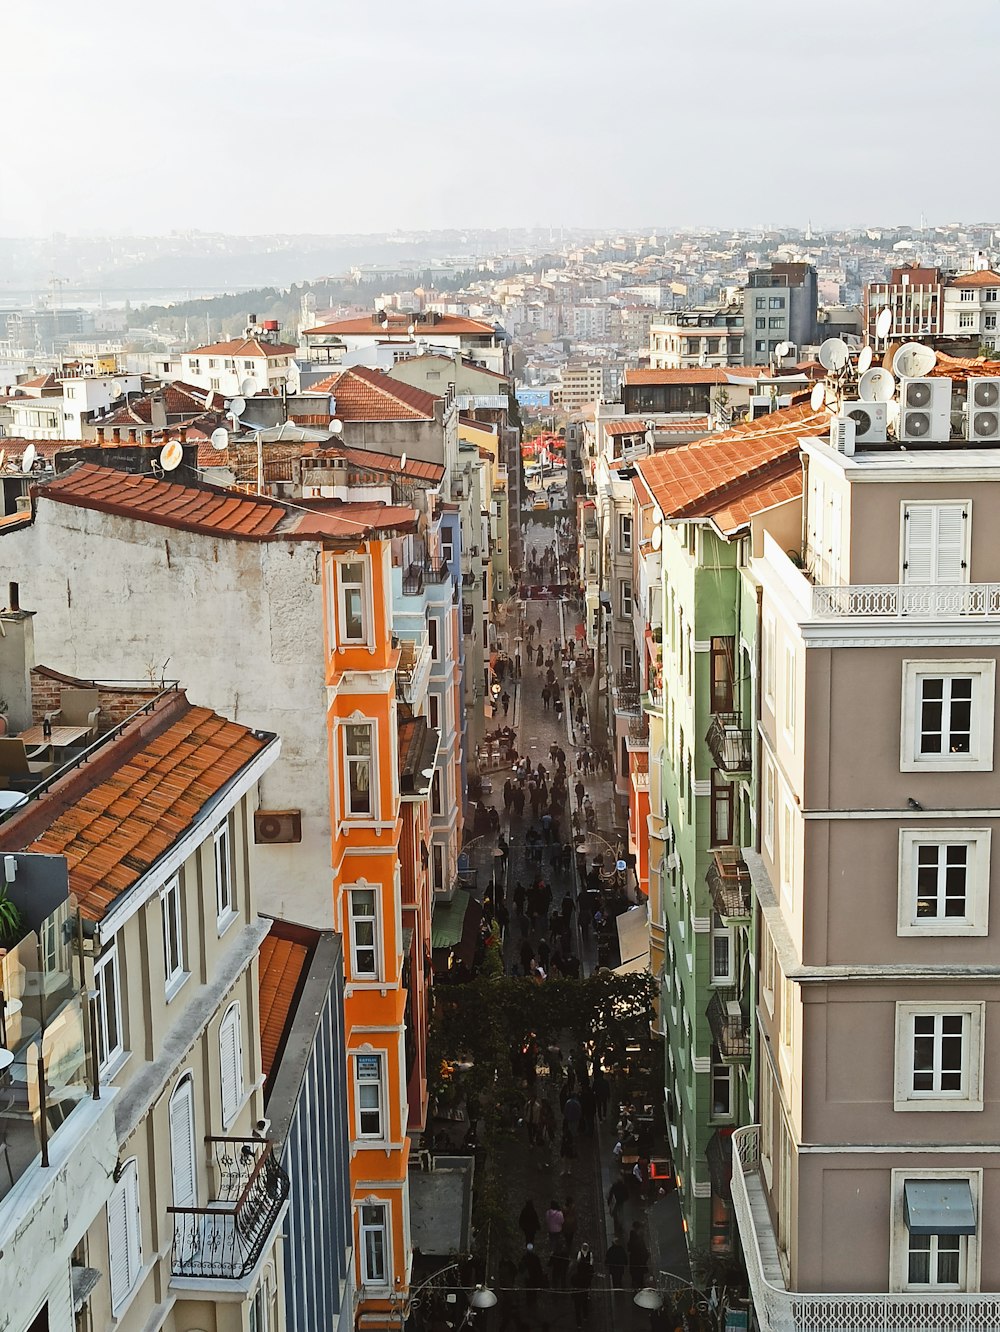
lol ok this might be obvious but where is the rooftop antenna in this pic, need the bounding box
[874,305,893,349]
[20,443,37,473]
[110,379,124,399]
[857,346,874,375]
[228,396,247,431]
[241,377,260,397]
[809,382,827,413]
[210,427,229,452]
[818,338,850,372]
[159,439,183,472]
[858,367,896,403]
[891,342,937,379]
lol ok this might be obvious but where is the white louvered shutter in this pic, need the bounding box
[219,1003,243,1127]
[902,505,935,583]
[934,504,968,582]
[108,1160,141,1314]
[169,1078,197,1207]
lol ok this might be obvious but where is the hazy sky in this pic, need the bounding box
[5,0,999,236]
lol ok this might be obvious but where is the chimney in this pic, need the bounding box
[112,428,121,444]
[128,428,138,443]
[96,426,106,443]
[150,391,167,431]
[179,427,188,443]
[8,582,19,612]
[0,594,36,732]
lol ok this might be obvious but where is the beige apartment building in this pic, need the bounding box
[734,385,1000,1328]
[0,667,286,1332]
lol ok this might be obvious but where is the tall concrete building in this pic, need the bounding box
[743,263,818,365]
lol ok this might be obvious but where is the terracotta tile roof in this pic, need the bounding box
[0,695,271,921]
[32,462,419,542]
[929,350,1000,381]
[331,444,445,483]
[950,269,1000,289]
[304,313,495,338]
[711,472,803,536]
[259,932,311,1081]
[308,366,440,421]
[187,337,296,358]
[606,416,709,438]
[631,470,654,507]
[636,401,822,536]
[624,366,769,386]
[16,372,58,392]
[605,419,646,437]
[98,383,214,427]
[0,438,70,465]
[459,415,497,434]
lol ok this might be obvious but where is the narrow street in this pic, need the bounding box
[444,484,691,1332]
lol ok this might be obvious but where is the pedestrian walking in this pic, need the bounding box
[541,685,551,712]
[497,833,509,872]
[562,1195,578,1251]
[518,1198,540,1245]
[545,1200,564,1249]
[549,1245,570,1290]
[627,1222,650,1289]
[519,1244,545,1308]
[559,1122,575,1176]
[570,1244,594,1329]
[605,1239,627,1289]
[607,1176,629,1223]
[593,1066,610,1120]
[574,779,585,809]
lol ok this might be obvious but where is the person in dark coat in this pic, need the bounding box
[519,1244,545,1307]
[605,1238,627,1289]
[571,1244,595,1328]
[518,1198,540,1245]
[627,1222,650,1289]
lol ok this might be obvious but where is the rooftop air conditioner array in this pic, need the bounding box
[899,377,952,443]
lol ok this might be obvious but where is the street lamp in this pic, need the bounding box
[633,1270,726,1330]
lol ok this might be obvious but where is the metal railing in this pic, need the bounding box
[732,1126,1000,1332]
[706,712,753,774]
[169,1137,289,1280]
[811,583,1000,620]
[707,987,750,1060]
[707,849,752,924]
[627,715,650,748]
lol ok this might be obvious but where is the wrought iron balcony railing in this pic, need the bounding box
[707,987,750,1061]
[706,712,752,774]
[707,848,751,925]
[627,714,650,749]
[169,1137,289,1281]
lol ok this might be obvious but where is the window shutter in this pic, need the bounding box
[935,505,968,582]
[108,1160,141,1314]
[903,505,935,583]
[169,1078,197,1207]
[220,1004,243,1126]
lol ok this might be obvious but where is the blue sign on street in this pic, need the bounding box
[516,388,552,408]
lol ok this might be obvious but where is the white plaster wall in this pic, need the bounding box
[2,503,334,928]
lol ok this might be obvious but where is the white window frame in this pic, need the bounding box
[619,580,633,619]
[763,757,775,855]
[95,937,125,1075]
[761,935,776,1016]
[709,911,734,985]
[900,659,994,773]
[619,512,633,554]
[169,1073,198,1207]
[107,1157,143,1315]
[959,311,976,329]
[894,1002,984,1112]
[900,501,970,586]
[889,1168,982,1294]
[763,615,776,709]
[354,1051,386,1140]
[214,821,236,930]
[780,797,794,910]
[897,829,990,937]
[343,720,376,819]
[711,1053,734,1121]
[359,1201,391,1288]
[219,1000,245,1128]
[348,885,380,980]
[783,643,796,743]
[334,554,372,649]
[160,875,187,997]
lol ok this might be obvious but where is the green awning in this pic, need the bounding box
[431,897,466,949]
[904,1180,976,1236]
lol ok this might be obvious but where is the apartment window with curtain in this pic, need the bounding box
[710,769,734,847]
[349,888,379,978]
[710,637,734,713]
[107,1158,142,1315]
[355,1053,385,1139]
[219,1001,244,1128]
[359,1203,390,1286]
[338,559,369,644]
[345,722,375,816]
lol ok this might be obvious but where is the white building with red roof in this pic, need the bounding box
[301,308,508,377]
[179,321,297,395]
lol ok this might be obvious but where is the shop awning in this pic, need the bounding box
[904,1179,976,1235]
[615,903,650,975]
[431,894,482,969]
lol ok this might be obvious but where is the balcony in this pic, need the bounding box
[707,848,751,925]
[706,712,752,775]
[169,1137,289,1281]
[396,634,433,706]
[626,714,650,750]
[462,604,475,636]
[811,583,1000,620]
[402,563,425,596]
[707,987,750,1061]
[731,1126,1000,1332]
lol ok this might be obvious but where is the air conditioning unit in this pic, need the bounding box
[899,377,952,443]
[966,377,1000,441]
[842,400,888,445]
[254,809,302,844]
[830,414,856,456]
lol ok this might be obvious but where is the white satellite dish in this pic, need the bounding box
[330,418,344,436]
[875,307,894,341]
[810,382,826,412]
[407,323,416,336]
[651,504,663,525]
[20,443,36,473]
[241,377,260,397]
[229,395,247,419]
[892,342,937,379]
[110,379,124,398]
[399,452,407,470]
[210,427,229,452]
[159,440,183,472]
[644,429,655,447]
[818,338,850,371]
[222,373,241,395]
[857,346,874,375]
[774,341,791,358]
[651,525,662,551]
[858,367,896,403]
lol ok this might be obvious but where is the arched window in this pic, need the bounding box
[169,1073,197,1207]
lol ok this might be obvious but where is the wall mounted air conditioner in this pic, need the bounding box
[830,415,856,456]
[842,400,888,445]
[966,377,1000,441]
[899,377,952,443]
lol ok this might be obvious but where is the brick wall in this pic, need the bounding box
[30,671,162,728]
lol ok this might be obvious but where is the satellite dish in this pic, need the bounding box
[210,428,229,452]
[241,377,260,397]
[892,342,937,379]
[222,373,241,395]
[875,307,894,341]
[110,380,124,398]
[818,338,850,371]
[644,429,655,447]
[159,440,183,472]
[858,367,896,403]
[399,452,407,470]
[652,504,663,525]
[651,525,662,551]
[228,395,247,419]
[330,418,344,436]
[775,341,791,358]
[857,346,874,375]
[810,382,826,412]
[407,323,416,336]
[20,443,36,473]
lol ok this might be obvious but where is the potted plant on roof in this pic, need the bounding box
[0,884,22,955]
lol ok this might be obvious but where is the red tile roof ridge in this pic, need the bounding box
[624,365,771,386]
[307,365,441,420]
[259,931,312,1082]
[304,313,495,337]
[950,270,1000,288]
[187,337,297,357]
